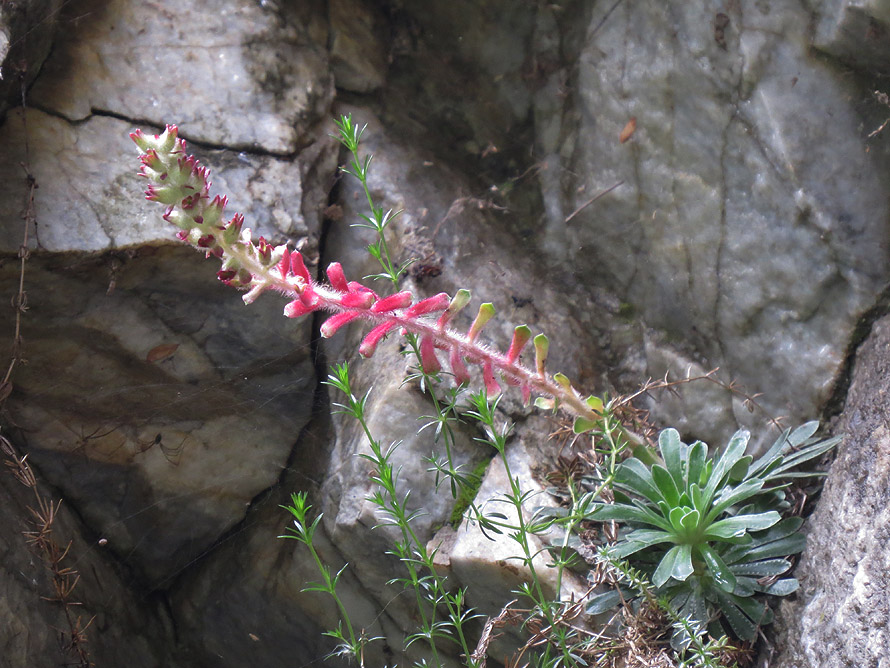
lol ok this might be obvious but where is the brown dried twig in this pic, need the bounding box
[1,435,95,667]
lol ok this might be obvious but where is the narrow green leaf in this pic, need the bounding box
[716,593,758,640]
[762,578,799,596]
[592,502,672,531]
[624,528,676,546]
[729,558,792,577]
[585,588,626,614]
[704,511,780,539]
[704,429,750,500]
[705,478,766,522]
[653,545,684,587]
[686,442,707,490]
[728,454,752,482]
[671,544,694,582]
[699,544,736,592]
[732,576,757,596]
[788,421,820,447]
[748,426,792,477]
[614,458,664,505]
[736,533,807,562]
[658,428,687,489]
[689,483,706,515]
[652,465,681,506]
[767,436,841,478]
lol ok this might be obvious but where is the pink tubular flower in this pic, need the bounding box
[371,291,414,313]
[326,262,349,292]
[284,300,316,318]
[482,362,500,396]
[320,312,363,338]
[419,336,441,374]
[449,347,471,386]
[359,322,397,358]
[339,291,376,308]
[405,293,451,318]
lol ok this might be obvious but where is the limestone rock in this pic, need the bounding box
[29,0,333,153]
[0,0,62,119]
[546,1,890,447]
[768,314,890,668]
[812,0,890,74]
[0,109,330,253]
[329,0,388,93]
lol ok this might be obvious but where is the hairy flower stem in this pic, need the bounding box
[130,122,604,430]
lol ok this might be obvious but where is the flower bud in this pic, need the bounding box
[405,293,450,318]
[468,303,495,342]
[326,262,349,292]
[483,362,500,396]
[419,336,441,373]
[359,322,397,357]
[507,325,532,363]
[450,347,470,386]
[371,291,413,313]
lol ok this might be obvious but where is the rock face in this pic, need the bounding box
[768,314,890,668]
[1,0,890,666]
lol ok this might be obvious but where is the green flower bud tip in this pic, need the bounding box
[437,289,471,328]
[585,395,604,413]
[533,333,549,375]
[553,373,572,390]
[507,325,532,363]
[572,416,599,434]
[468,303,495,342]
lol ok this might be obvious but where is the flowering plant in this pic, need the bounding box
[130,119,603,431]
[130,117,836,666]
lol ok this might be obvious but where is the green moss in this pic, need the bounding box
[618,302,636,319]
[449,456,494,527]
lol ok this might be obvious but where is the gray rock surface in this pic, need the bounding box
[768,314,890,668]
[0,0,63,119]
[29,0,333,153]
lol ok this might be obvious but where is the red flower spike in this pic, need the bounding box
[320,312,362,338]
[133,122,606,427]
[449,347,471,386]
[359,322,397,358]
[405,293,451,318]
[326,262,349,292]
[284,299,316,318]
[507,325,533,363]
[483,362,500,396]
[339,291,375,308]
[371,291,414,313]
[290,251,311,283]
[420,336,441,373]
